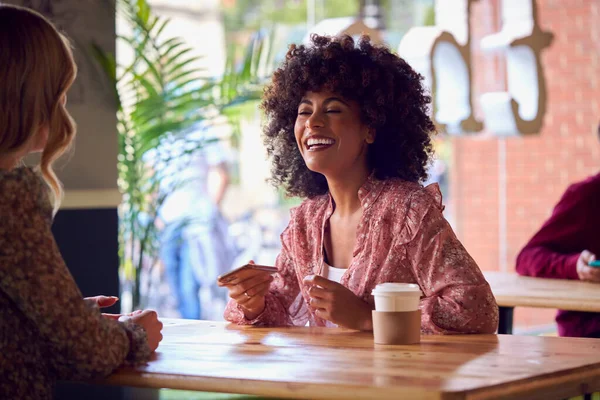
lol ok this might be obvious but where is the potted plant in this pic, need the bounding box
[92,0,267,311]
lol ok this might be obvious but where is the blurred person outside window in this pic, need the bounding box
[155,122,236,320]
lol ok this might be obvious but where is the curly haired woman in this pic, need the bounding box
[219,34,498,334]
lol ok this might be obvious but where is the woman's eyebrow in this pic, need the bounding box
[298,97,349,107]
[323,97,349,106]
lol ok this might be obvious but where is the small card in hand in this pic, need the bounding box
[217,264,277,284]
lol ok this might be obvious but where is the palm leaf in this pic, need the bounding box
[90,0,271,311]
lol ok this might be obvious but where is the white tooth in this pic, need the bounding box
[308,138,334,147]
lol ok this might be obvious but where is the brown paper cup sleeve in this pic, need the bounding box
[372,310,421,345]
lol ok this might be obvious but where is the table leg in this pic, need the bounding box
[498,306,514,334]
[584,394,592,400]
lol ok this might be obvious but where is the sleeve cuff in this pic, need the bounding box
[119,319,152,366]
[225,293,279,326]
[237,294,277,326]
[564,253,581,280]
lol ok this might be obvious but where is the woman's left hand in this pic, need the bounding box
[303,275,373,331]
[85,295,119,308]
[83,295,131,320]
[104,309,144,321]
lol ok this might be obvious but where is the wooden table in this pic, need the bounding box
[484,271,600,335]
[100,319,600,400]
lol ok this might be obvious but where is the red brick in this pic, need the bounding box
[451,0,598,331]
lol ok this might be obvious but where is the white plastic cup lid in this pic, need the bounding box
[371,283,422,297]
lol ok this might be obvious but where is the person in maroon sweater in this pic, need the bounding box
[516,123,600,338]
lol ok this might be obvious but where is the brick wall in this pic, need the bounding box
[450,0,600,329]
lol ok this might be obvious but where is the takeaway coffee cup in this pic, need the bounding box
[371,283,422,345]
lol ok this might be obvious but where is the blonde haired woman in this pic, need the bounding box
[0,5,163,398]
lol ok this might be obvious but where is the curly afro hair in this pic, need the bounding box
[261,34,436,199]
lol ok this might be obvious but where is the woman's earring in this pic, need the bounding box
[365,129,375,144]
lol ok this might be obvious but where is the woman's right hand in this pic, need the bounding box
[127,310,163,352]
[218,262,274,320]
[577,250,600,282]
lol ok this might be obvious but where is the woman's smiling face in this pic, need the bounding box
[294,90,374,178]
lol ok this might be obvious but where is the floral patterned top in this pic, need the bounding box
[0,167,150,399]
[225,175,499,334]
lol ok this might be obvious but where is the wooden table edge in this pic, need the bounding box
[102,365,600,400]
[462,364,600,400]
[483,272,600,312]
[494,296,600,312]
[101,371,450,400]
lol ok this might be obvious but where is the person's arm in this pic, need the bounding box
[516,183,591,280]
[224,219,309,327]
[204,135,230,207]
[208,162,230,207]
[405,188,498,334]
[0,177,150,380]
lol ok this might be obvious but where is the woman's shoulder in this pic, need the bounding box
[278,195,328,251]
[380,178,443,211]
[378,179,446,243]
[282,195,329,237]
[0,167,52,218]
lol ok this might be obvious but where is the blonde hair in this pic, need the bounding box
[0,4,77,210]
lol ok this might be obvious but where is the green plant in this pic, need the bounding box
[92,0,266,310]
[221,0,360,33]
[423,4,435,26]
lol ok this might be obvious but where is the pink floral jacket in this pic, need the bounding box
[225,175,498,334]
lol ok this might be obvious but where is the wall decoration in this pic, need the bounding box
[479,0,553,136]
[399,0,553,136]
[399,0,482,134]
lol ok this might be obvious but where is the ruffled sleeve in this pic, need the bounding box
[0,167,151,380]
[224,208,309,326]
[401,184,499,334]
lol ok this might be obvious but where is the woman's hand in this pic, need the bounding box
[103,309,143,321]
[124,310,163,352]
[218,261,274,320]
[577,250,600,282]
[85,296,147,321]
[303,275,373,331]
[85,295,119,308]
[87,296,163,350]
[84,295,126,320]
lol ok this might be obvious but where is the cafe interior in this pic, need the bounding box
[3,0,599,399]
